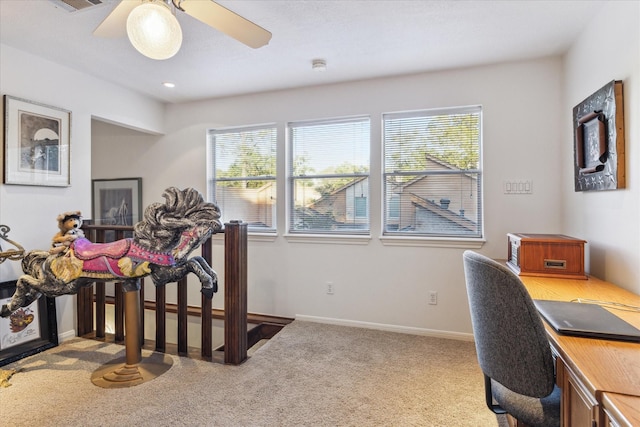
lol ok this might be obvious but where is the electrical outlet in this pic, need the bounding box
[326,282,334,295]
[428,291,438,305]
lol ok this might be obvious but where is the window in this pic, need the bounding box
[383,106,482,238]
[355,196,367,218]
[289,117,370,234]
[207,125,277,232]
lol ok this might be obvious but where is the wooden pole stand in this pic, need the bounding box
[91,288,173,388]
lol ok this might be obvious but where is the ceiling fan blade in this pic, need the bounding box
[179,0,272,48]
[93,0,140,38]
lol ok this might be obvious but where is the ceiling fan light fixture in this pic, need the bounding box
[126,1,182,60]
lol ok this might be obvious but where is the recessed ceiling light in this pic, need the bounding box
[163,82,176,88]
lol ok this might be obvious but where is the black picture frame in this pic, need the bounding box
[0,280,58,367]
[91,178,142,227]
[91,178,142,241]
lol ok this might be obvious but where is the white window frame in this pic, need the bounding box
[287,116,371,236]
[381,106,483,243]
[206,124,277,234]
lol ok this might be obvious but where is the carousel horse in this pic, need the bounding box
[0,187,222,318]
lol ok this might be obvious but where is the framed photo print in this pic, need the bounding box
[92,178,142,227]
[0,280,58,367]
[3,95,71,187]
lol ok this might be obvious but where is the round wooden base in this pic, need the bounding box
[91,352,173,388]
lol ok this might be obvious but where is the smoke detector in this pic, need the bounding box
[312,59,327,72]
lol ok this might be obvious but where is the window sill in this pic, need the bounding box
[284,234,371,245]
[379,236,485,248]
[212,232,484,247]
[211,232,278,243]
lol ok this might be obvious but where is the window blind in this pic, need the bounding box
[207,125,277,232]
[288,117,370,234]
[383,106,482,237]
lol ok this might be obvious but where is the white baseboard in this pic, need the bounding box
[58,330,77,343]
[56,319,474,343]
[294,314,474,341]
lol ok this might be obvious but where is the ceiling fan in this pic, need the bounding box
[94,0,271,59]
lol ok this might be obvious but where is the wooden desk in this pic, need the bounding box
[519,274,640,427]
[601,392,640,427]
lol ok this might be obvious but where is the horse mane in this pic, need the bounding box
[134,187,221,252]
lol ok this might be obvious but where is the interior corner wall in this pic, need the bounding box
[562,1,640,294]
[93,57,566,336]
[0,44,165,340]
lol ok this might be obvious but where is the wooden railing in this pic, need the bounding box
[77,221,289,364]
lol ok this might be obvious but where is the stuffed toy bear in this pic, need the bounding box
[50,211,85,255]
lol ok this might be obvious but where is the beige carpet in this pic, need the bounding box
[0,321,502,426]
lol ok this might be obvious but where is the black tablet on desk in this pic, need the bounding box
[533,299,640,343]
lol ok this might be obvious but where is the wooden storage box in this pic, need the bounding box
[507,233,587,279]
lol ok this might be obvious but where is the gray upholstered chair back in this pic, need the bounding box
[463,250,555,398]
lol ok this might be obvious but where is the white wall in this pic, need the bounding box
[5,0,637,341]
[93,57,566,338]
[0,44,165,339]
[562,1,639,294]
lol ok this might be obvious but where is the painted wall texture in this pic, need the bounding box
[2,1,638,341]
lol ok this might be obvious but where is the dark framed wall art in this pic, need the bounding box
[573,80,626,192]
[91,178,142,226]
[3,95,71,187]
[0,280,58,367]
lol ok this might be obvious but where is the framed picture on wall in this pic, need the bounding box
[91,178,142,227]
[0,280,58,367]
[3,95,71,187]
[572,80,625,192]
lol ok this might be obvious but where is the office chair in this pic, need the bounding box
[462,250,561,427]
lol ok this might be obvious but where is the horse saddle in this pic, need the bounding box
[63,238,175,280]
[73,237,131,260]
[73,237,175,266]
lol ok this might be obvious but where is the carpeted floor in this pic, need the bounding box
[1,320,503,426]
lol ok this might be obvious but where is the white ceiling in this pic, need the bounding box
[0,0,606,104]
